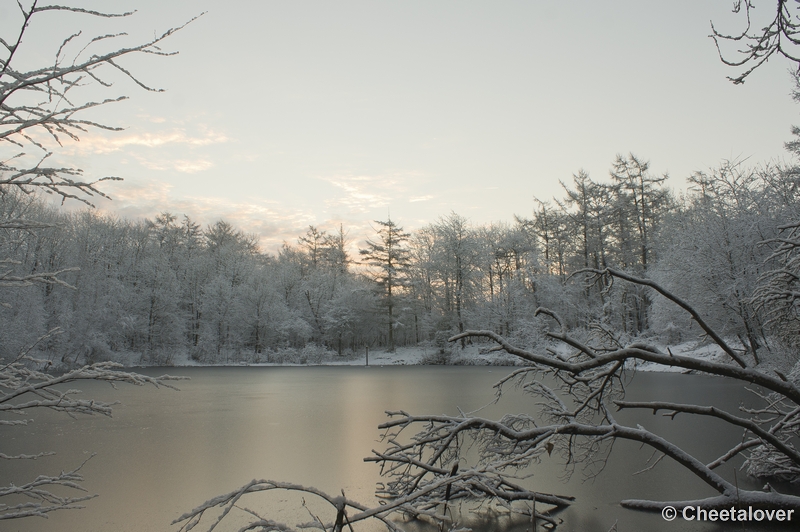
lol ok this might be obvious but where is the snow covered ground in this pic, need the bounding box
[628,341,731,372]
[137,339,781,373]
[160,343,524,368]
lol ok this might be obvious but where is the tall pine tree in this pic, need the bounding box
[360,218,411,352]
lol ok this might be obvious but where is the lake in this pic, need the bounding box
[1,366,794,531]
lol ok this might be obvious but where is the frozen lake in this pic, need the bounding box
[1,366,792,531]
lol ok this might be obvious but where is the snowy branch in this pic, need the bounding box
[0,455,96,520]
[614,400,800,468]
[0,265,78,288]
[711,0,800,84]
[0,348,185,521]
[172,480,406,532]
[451,328,800,404]
[0,3,203,206]
[443,268,800,516]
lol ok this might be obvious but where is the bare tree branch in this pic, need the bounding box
[439,267,800,517]
[711,0,800,84]
[614,400,800,467]
[0,455,96,520]
[0,352,185,520]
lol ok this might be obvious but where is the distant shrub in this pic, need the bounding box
[419,350,451,365]
[262,343,338,364]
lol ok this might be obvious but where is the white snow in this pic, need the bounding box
[115,340,756,372]
[152,344,522,368]
[628,342,731,372]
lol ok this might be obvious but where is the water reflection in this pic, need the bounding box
[1,366,797,531]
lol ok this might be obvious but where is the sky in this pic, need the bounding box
[6,1,800,253]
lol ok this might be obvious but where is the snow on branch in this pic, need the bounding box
[0,360,185,415]
[0,454,96,520]
[752,222,800,347]
[451,327,800,404]
[0,3,203,206]
[711,0,800,84]
[172,480,407,532]
[0,338,186,521]
[443,268,800,516]
[573,268,748,367]
[0,264,78,289]
[614,400,800,469]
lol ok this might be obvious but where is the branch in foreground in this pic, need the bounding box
[614,400,800,470]
[172,480,404,532]
[369,407,800,517]
[0,454,96,520]
[573,267,747,367]
[444,266,800,518]
[0,357,186,521]
[710,0,800,84]
[450,329,800,405]
[0,360,186,414]
[0,265,79,289]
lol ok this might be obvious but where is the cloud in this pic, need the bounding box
[136,114,167,124]
[83,170,435,255]
[318,174,393,213]
[173,160,214,173]
[64,127,229,156]
[316,172,428,214]
[133,157,215,174]
[93,179,318,253]
[86,180,173,220]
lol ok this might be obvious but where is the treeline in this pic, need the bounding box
[1,154,799,365]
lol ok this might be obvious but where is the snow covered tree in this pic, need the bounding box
[469,221,539,339]
[520,199,572,279]
[605,154,672,334]
[322,224,351,274]
[555,170,616,277]
[654,161,786,362]
[0,1,194,520]
[609,154,670,273]
[360,218,411,352]
[322,273,378,354]
[428,212,480,347]
[292,224,354,349]
[297,225,327,270]
[406,225,439,343]
[751,76,800,351]
[753,219,800,349]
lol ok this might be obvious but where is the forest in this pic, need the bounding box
[4,1,800,529]
[2,151,799,369]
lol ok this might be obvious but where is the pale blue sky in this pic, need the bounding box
[11,1,800,251]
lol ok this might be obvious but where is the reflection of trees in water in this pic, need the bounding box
[178,271,800,532]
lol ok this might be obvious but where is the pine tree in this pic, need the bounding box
[360,218,411,352]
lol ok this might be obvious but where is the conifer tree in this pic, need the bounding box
[360,218,411,352]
